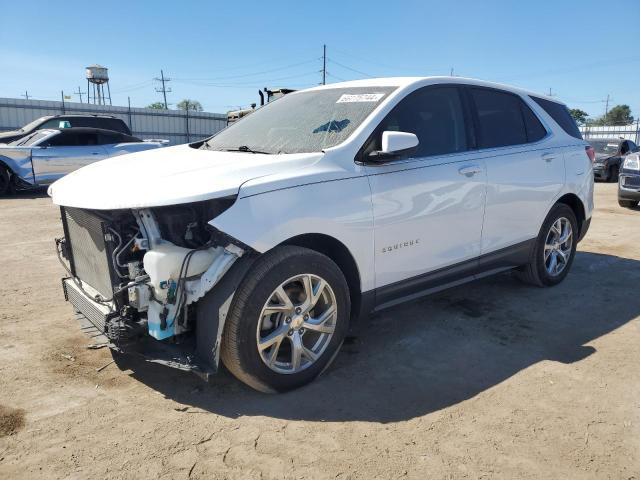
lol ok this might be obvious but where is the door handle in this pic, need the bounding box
[542,153,558,162]
[92,152,100,155]
[458,165,482,177]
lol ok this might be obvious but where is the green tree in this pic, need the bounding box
[568,108,589,125]
[176,99,203,112]
[593,104,634,126]
[146,102,166,109]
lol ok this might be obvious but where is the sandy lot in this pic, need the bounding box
[0,183,639,479]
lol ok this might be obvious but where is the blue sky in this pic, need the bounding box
[1,0,639,119]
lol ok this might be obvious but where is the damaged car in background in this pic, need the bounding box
[0,128,167,195]
[49,77,593,393]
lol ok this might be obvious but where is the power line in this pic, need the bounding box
[154,70,172,109]
[173,58,320,82]
[327,59,375,78]
[172,70,320,89]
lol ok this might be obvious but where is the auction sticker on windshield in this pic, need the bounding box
[336,93,386,103]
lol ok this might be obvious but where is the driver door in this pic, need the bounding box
[32,131,107,184]
[364,85,487,301]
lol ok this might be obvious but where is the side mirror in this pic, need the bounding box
[368,131,419,162]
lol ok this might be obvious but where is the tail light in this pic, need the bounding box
[585,145,595,163]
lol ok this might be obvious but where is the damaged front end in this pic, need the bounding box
[56,198,253,379]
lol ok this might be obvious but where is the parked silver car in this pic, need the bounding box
[0,128,167,194]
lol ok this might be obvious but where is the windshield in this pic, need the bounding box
[8,131,52,146]
[590,140,620,155]
[204,87,397,154]
[19,117,48,132]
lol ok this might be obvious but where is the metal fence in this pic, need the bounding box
[0,97,227,145]
[580,123,640,143]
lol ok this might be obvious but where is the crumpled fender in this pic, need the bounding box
[209,176,375,293]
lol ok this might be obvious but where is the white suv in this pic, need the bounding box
[50,77,594,393]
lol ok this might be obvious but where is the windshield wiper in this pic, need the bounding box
[222,145,271,154]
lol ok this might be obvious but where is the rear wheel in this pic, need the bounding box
[516,203,578,287]
[618,199,637,209]
[0,166,10,196]
[221,246,349,393]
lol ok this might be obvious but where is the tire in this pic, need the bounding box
[221,246,350,393]
[608,165,620,183]
[516,203,578,287]
[0,166,10,196]
[618,199,637,209]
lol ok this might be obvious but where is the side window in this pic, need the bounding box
[103,119,128,133]
[98,132,120,145]
[530,96,582,139]
[521,102,547,142]
[45,132,79,147]
[471,88,527,149]
[374,86,468,158]
[40,118,72,129]
[75,133,99,146]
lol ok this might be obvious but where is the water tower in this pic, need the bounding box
[86,64,112,105]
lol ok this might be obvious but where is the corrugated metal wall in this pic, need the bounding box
[0,97,227,145]
[580,124,640,143]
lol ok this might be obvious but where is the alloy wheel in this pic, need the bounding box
[544,217,573,276]
[256,274,337,374]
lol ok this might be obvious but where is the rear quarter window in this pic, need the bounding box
[530,96,582,139]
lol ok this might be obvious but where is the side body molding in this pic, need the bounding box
[209,177,376,293]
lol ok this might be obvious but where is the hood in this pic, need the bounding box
[0,130,22,141]
[49,144,324,210]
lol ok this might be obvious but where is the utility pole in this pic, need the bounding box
[604,94,610,117]
[548,87,554,97]
[322,44,326,85]
[61,90,66,114]
[74,86,84,103]
[154,69,172,109]
[450,67,454,77]
[21,91,30,100]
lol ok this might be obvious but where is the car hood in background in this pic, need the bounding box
[48,144,325,210]
[594,153,615,163]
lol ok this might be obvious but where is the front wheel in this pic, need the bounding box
[221,246,350,393]
[0,166,10,196]
[516,203,578,287]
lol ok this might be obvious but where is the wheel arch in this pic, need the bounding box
[279,233,363,321]
[555,193,586,240]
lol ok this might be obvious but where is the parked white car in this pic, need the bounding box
[0,128,167,194]
[49,77,594,392]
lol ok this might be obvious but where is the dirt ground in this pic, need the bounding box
[0,183,638,479]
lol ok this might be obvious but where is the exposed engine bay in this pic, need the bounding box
[56,197,249,378]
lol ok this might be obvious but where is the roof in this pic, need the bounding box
[303,76,563,105]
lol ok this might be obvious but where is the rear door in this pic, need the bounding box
[31,131,107,184]
[364,85,487,296]
[468,87,565,255]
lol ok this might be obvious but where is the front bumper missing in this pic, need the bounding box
[61,277,216,380]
